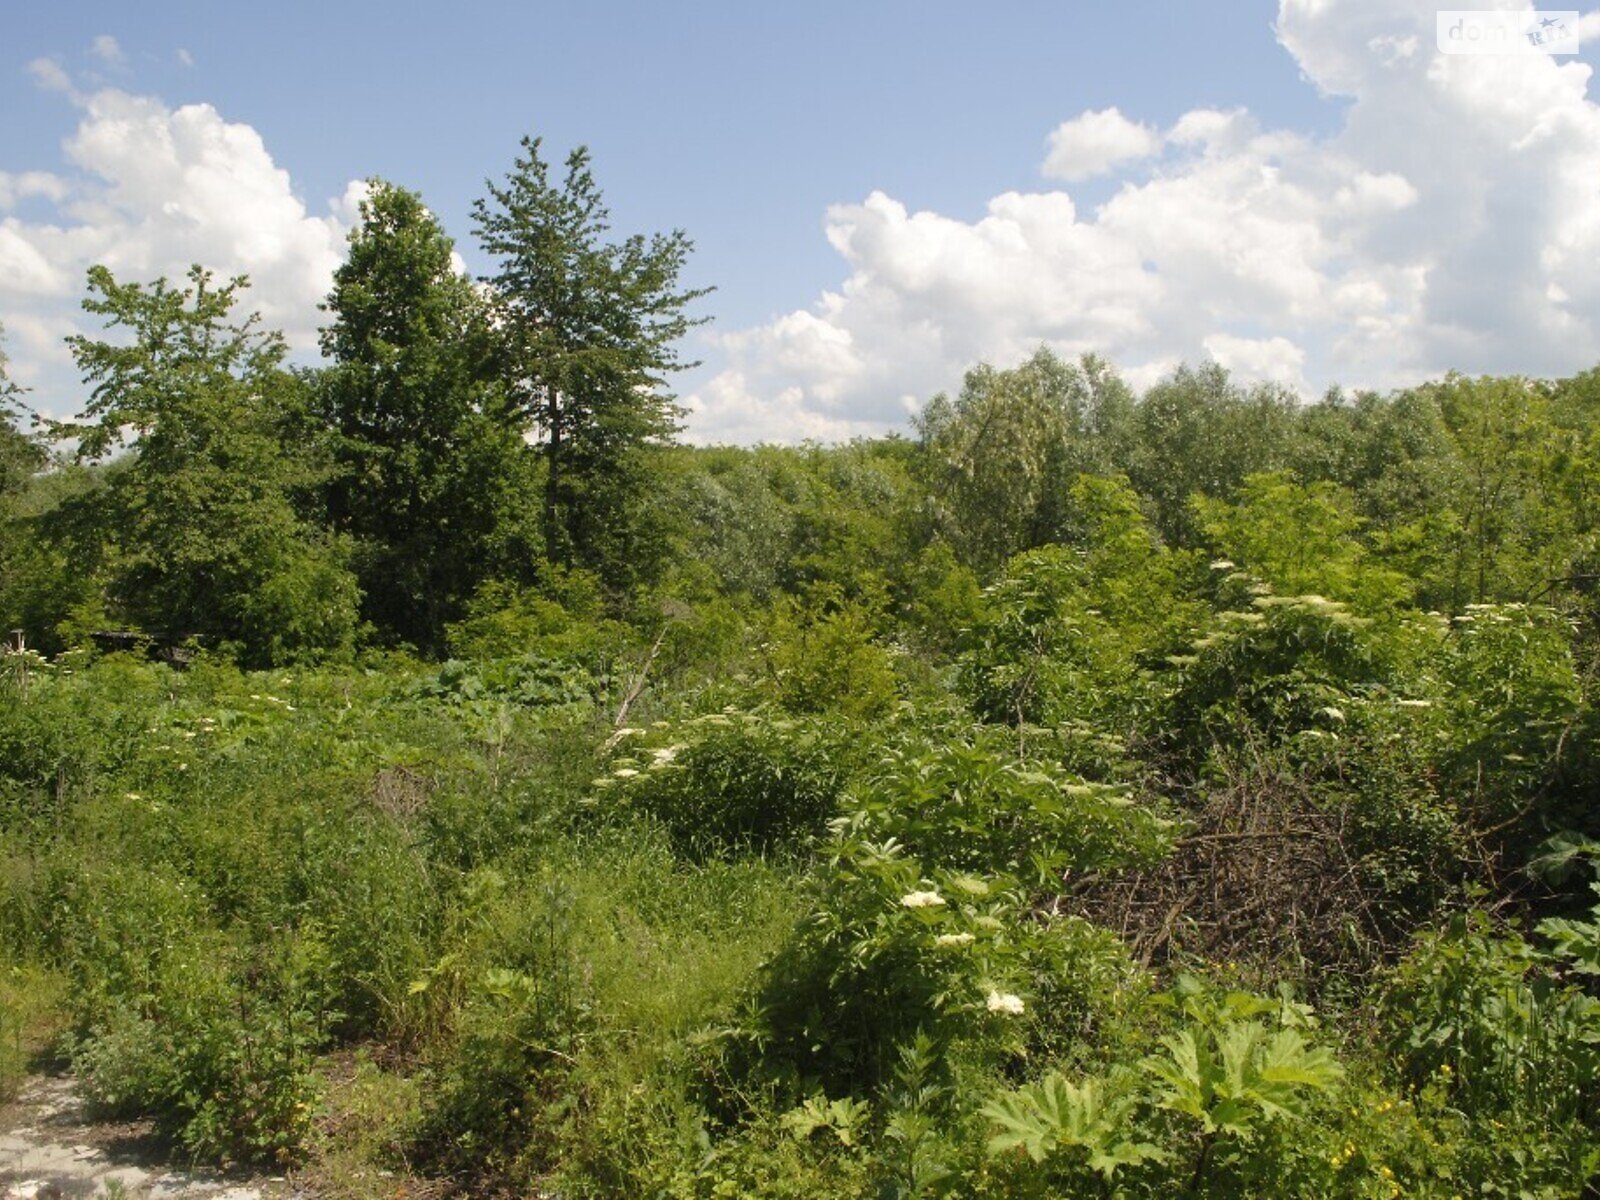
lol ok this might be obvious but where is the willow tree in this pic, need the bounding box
[472,136,710,586]
[915,349,1134,576]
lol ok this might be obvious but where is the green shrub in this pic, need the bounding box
[1437,603,1582,830]
[71,1002,175,1117]
[296,809,438,1042]
[1286,690,1467,923]
[410,961,583,1181]
[744,840,1036,1095]
[230,535,361,666]
[960,480,1203,733]
[960,546,1119,729]
[763,589,899,720]
[1160,585,1388,765]
[407,654,605,710]
[896,541,984,659]
[1379,911,1600,1127]
[840,727,1176,891]
[984,980,1345,1198]
[1193,471,1412,613]
[72,928,327,1166]
[594,711,865,857]
[444,569,625,662]
[738,731,1174,1097]
[407,840,801,1191]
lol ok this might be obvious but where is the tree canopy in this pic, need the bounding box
[473,136,711,584]
[318,179,539,651]
[57,265,358,663]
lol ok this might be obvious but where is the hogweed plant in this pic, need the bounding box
[984,979,1344,1197]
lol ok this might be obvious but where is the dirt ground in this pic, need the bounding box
[0,1073,295,1200]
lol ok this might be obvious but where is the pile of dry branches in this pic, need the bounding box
[1061,754,1471,986]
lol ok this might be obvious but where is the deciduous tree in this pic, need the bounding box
[61,266,358,663]
[915,349,1133,575]
[318,180,540,651]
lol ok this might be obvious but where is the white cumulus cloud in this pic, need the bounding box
[686,0,1600,443]
[1202,333,1309,393]
[0,171,70,210]
[0,67,360,411]
[1042,107,1163,181]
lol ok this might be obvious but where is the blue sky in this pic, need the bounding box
[5,2,1600,441]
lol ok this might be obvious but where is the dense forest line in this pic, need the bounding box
[1,138,1598,1197]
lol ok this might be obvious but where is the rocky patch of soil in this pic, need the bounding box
[0,1075,295,1200]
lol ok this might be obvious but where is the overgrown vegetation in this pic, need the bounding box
[2,138,1599,1196]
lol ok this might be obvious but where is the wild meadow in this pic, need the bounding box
[0,141,1598,1198]
[4,424,1600,1197]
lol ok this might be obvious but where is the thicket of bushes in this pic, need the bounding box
[2,465,1598,1195]
[5,281,1600,1192]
